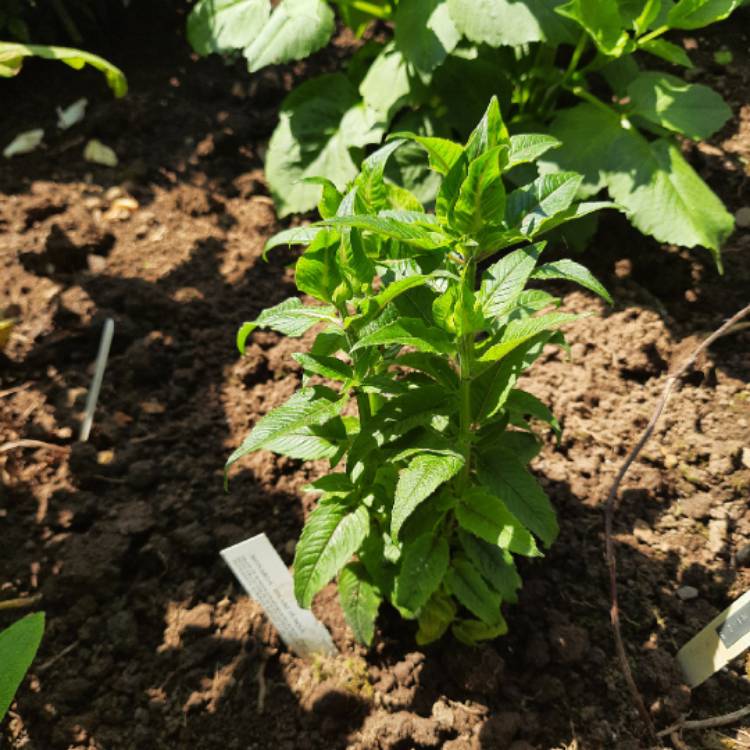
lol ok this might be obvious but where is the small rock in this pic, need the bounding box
[678,493,713,520]
[735,207,750,228]
[431,699,454,729]
[736,544,750,566]
[742,447,750,469]
[677,586,699,601]
[633,519,653,543]
[708,518,728,554]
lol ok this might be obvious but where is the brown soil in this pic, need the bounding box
[2,8,750,750]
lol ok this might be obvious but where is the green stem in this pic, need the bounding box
[637,24,668,46]
[456,253,477,494]
[347,0,393,19]
[562,33,588,84]
[564,84,621,118]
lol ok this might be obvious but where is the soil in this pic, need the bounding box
[2,6,750,750]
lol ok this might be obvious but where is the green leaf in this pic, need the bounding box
[244,0,335,72]
[667,0,740,29]
[263,225,323,259]
[505,389,561,437]
[338,562,382,645]
[452,616,508,644]
[556,0,630,55]
[391,451,464,537]
[479,243,545,319]
[304,177,344,219]
[353,317,455,355]
[296,232,344,302]
[294,501,369,607]
[465,97,509,160]
[508,134,561,168]
[542,103,733,256]
[394,533,450,613]
[478,312,582,362]
[356,140,405,213]
[445,558,503,624]
[452,145,508,234]
[390,133,464,176]
[458,530,522,602]
[477,451,559,547]
[323,212,449,249]
[394,0,461,78]
[0,42,126,96]
[227,386,346,466]
[506,172,584,237]
[638,38,694,68]
[305,473,353,494]
[0,612,44,721]
[187,0,271,55]
[237,298,337,351]
[360,43,413,120]
[266,74,383,216]
[456,488,540,556]
[531,259,612,303]
[447,0,577,46]
[293,352,353,381]
[627,71,731,140]
[395,352,460,389]
[416,591,456,644]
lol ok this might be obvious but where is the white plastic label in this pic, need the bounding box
[677,589,750,687]
[221,533,337,659]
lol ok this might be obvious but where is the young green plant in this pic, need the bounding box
[227,98,614,645]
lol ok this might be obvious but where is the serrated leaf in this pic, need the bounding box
[353,317,455,355]
[465,96,509,160]
[323,213,449,249]
[294,501,369,607]
[338,562,382,645]
[456,488,540,556]
[237,298,337,351]
[479,243,545,319]
[506,172,584,237]
[394,0,461,77]
[244,0,334,72]
[305,473,353,494]
[452,145,508,234]
[390,133,464,176]
[667,0,739,29]
[263,225,323,259]
[627,71,731,140]
[296,231,343,303]
[227,386,346,467]
[391,451,464,537]
[293,352,353,381]
[505,389,561,437]
[187,0,271,55]
[0,612,45,721]
[356,140,405,214]
[458,530,522,602]
[555,0,630,55]
[416,591,456,644]
[304,177,343,219]
[531,259,612,303]
[477,451,559,547]
[452,616,508,644]
[508,134,561,168]
[395,352,460,389]
[638,38,694,68]
[394,533,450,613]
[445,558,503,625]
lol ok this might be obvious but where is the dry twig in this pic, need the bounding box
[658,704,750,738]
[604,302,750,747]
[0,594,42,611]
[37,640,80,674]
[0,439,69,455]
[256,656,268,714]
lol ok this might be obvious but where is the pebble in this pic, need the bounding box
[735,207,750,228]
[677,586,699,601]
[633,519,654,543]
[708,519,728,554]
[678,493,713,520]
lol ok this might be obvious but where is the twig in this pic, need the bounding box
[0,439,69,455]
[256,656,268,714]
[670,731,690,750]
[36,640,80,674]
[0,594,42,611]
[0,384,30,399]
[604,302,750,747]
[658,704,750,738]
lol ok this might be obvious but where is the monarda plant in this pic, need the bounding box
[227,98,614,645]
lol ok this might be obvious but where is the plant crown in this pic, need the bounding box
[188,0,742,262]
[227,99,614,645]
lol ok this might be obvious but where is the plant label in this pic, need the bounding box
[221,533,337,659]
[79,318,114,442]
[677,589,750,687]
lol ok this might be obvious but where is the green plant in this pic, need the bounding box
[188,0,741,263]
[227,99,613,645]
[0,612,44,720]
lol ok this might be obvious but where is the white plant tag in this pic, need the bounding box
[221,533,337,659]
[677,589,750,688]
[79,318,114,442]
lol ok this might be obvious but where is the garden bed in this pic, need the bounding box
[1,7,750,749]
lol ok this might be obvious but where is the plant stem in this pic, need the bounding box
[563,33,588,84]
[456,253,477,494]
[564,84,621,118]
[637,24,668,46]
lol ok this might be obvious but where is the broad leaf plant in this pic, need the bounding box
[188,0,742,263]
[227,100,614,645]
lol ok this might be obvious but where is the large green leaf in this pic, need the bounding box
[227,386,346,466]
[0,612,44,721]
[456,487,540,556]
[338,562,382,645]
[638,38,694,68]
[391,133,464,176]
[542,103,733,256]
[393,533,450,612]
[294,501,369,607]
[452,615,507,644]
[452,146,508,234]
[445,558,503,625]
[394,0,461,78]
[187,0,270,55]
[416,591,456,644]
[556,0,630,55]
[266,74,383,216]
[505,172,584,237]
[353,317,455,355]
[507,134,561,168]
[359,43,413,121]
[627,71,731,140]
[324,212,449,249]
[244,0,335,71]
[237,298,337,351]
[477,451,559,547]
[446,0,577,46]
[263,225,323,259]
[391,452,464,537]
[667,0,740,28]
[479,243,545,319]
[531,259,612,303]
[458,530,522,602]
[0,42,126,96]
